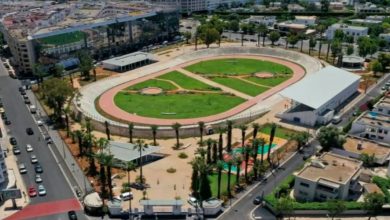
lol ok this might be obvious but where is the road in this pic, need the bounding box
[0,63,87,219]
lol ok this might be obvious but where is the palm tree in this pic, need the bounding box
[85,132,97,176]
[172,122,182,148]
[216,160,225,199]
[75,130,84,156]
[216,127,225,160]
[259,138,266,164]
[104,154,115,199]
[133,139,149,185]
[128,123,134,143]
[124,161,136,217]
[299,33,306,52]
[251,139,260,179]
[226,158,233,198]
[290,131,311,152]
[233,155,242,185]
[95,152,107,200]
[104,121,111,140]
[198,121,205,143]
[256,24,268,47]
[243,145,251,183]
[212,140,218,163]
[96,137,109,150]
[226,120,233,153]
[316,24,326,59]
[196,147,207,161]
[252,123,260,140]
[150,125,158,146]
[267,124,277,165]
[206,138,213,164]
[238,124,248,148]
[63,106,71,137]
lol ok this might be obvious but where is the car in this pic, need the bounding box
[24,99,31,104]
[36,120,44,126]
[18,87,24,92]
[43,134,53,144]
[21,90,26,95]
[119,192,133,201]
[35,163,43,173]
[188,197,197,206]
[5,119,11,125]
[9,137,17,145]
[1,112,6,119]
[28,186,37,197]
[0,107,4,113]
[26,144,33,152]
[68,210,78,220]
[19,163,27,174]
[35,174,43,183]
[38,185,46,196]
[30,154,38,163]
[26,127,34,135]
[253,196,263,205]
[23,95,28,100]
[332,115,342,124]
[386,82,390,87]
[12,146,21,155]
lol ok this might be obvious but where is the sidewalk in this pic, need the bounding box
[0,118,30,219]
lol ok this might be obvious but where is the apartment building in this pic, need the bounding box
[0,1,179,75]
[355,3,384,14]
[294,152,362,202]
[294,16,317,26]
[0,146,8,190]
[243,16,276,27]
[325,24,368,40]
[149,0,248,13]
[350,94,390,145]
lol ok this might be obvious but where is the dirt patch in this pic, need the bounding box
[255,72,274,78]
[140,87,163,95]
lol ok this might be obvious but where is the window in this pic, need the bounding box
[300,182,310,188]
[378,136,384,140]
[299,190,308,196]
[378,108,383,112]
[370,134,377,138]
[384,130,388,135]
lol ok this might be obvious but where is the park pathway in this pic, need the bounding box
[175,67,253,100]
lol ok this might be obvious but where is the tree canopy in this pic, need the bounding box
[317,126,345,151]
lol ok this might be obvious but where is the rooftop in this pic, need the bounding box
[375,95,390,110]
[343,136,390,158]
[102,52,156,67]
[349,19,382,25]
[105,141,160,162]
[359,112,390,128]
[295,16,317,20]
[330,23,368,31]
[363,183,384,195]
[280,66,361,109]
[277,21,307,29]
[297,152,362,185]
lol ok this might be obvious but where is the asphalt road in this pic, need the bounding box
[0,65,75,203]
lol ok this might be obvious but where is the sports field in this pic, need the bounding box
[157,71,217,91]
[126,79,177,91]
[211,77,269,96]
[185,58,293,75]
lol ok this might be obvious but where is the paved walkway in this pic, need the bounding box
[98,54,305,126]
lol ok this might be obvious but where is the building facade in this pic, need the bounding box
[325,24,368,40]
[294,152,362,202]
[0,146,8,190]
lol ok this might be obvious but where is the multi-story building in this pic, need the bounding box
[294,152,362,202]
[0,146,8,190]
[149,0,248,13]
[325,24,368,40]
[355,3,384,14]
[287,4,305,13]
[0,1,179,75]
[243,16,276,27]
[350,94,390,145]
[294,16,317,26]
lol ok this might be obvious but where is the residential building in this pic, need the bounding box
[294,152,362,202]
[149,0,248,13]
[355,3,384,14]
[243,16,276,27]
[379,33,390,43]
[0,1,179,75]
[325,24,368,40]
[329,2,344,11]
[0,146,8,190]
[294,16,317,26]
[350,94,390,145]
[349,18,382,26]
[287,4,305,13]
[276,21,308,34]
[279,66,361,126]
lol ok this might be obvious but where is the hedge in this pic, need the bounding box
[372,176,390,203]
[265,175,363,210]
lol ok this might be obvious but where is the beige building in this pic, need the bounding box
[294,152,362,202]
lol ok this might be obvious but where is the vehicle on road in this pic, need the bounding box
[5,119,11,125]
[188,197,197,206]
[43,134,53,144]
[29,105,36,113]
[9,137,17,145]
[35,174,43,183]
[28,186,37,197]
[24,99,31,104]
[36,120,43,126]
[19,163,27,174]
[253,196,263,205]
[18,87,24,92]
[30,154,38,163]
[35,163,43,173]
[38,185,46,196]
[0,107,4,114]
[12,146,21,155]
[119,192,133,201]
[332,115,342,124]
[26,144,33,152]
[26,127,34,135]
[68,210,78,220]
[1,112,6,119]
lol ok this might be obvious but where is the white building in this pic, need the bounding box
[243,16,276,27]
[294,152,362,202]
[287,4,305,12]
[294,16,317,26]
[379,33,390,43]
[0,147,8,190]
[350,94,390,145]
[355,3,384,13]
[278,66,361,127]
[325,24,368,40]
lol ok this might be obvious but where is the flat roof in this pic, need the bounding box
[140,200,183,206]
[364,183,384,195]
[359,112,390,128]
[280,66,361,109]
[343,136,390,158]
[331,23,368,31]
[102,52,155,67]
[376,95,390,109]
[296,152,362,185]
[342,55,365,64]
[106,141,160,162]
[349,19,382,25]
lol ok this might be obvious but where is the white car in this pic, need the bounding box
[30,154,38,164]
[36,120,44,126]
[38,184,46,196]
[35,174,42,183]
[26,144,33,152]
[19,163,27,174]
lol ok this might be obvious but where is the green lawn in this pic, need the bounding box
[126,79,177,91]
[39,31,86,46]
[185,58,292,76]
[114,93,245,119]
[157,71,216,91]
[211,77,269,97]
[245,76,292,87]
[209,172,236,198]
[260,123,298,139]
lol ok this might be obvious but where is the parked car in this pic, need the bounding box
[28,186,37,197]
[9,137,17,145]
[36,120,44,126]
[5,119,11,125]
[35,163,43,173]
[119,192,133,201]
[253,196,263,205]
[68,211,78,220]
[35,174,43,183]
[26,127,34,135]
[19,163,27,174]
[12,146,21,155]
[25,99,31,104]
[1,112,6,119]
[332,115,342,124]
[26,144,33,152]
[38,185,46,196]
[30,154,38,164]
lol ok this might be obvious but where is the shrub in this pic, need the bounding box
[372,176,390,203]
[167,167,177,173]
[135,175,146,184]
[178,152,188,159]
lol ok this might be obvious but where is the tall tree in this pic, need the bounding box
[226,120,233,153]
[217,127,225,160]
[63,106,71,137]
[212,140,218,163]
[287,33,299,48]
[268,31,280,46]
[95,152,107,199]
[290,131,311,152]
[275,197,294,220]
[233,155,243,185]
[104,121,111,140]
[258,138,266,165]
[198,25,219,48]
[124,161,137,219]
[198,121,205,143]
[54,64,65,78]
[206,138,213,164]
[317,126,346,151]
[216,160,225,199]
[172,122,182,148]
[183,31,192,44]
[251,139,260,179]
[298,33,306,52]
[226,158,233,198]
[309,37,317,55]
[77,50,93,80]
[267,123,277,164]
[150,125,158,146]
[128,123,134,143]
[363,192,385,220]
[33,63,45,88]
[252,123,260,140]
[133,139,148,185]
[326,200,346,220]
[331,39,342,64]
[104,154,115,199]
[238,124,248,147]
[243,145,251,183]
[370,60,383,77]
[256,24,268,47]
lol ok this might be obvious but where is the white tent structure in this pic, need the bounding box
[278,66,361,126]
